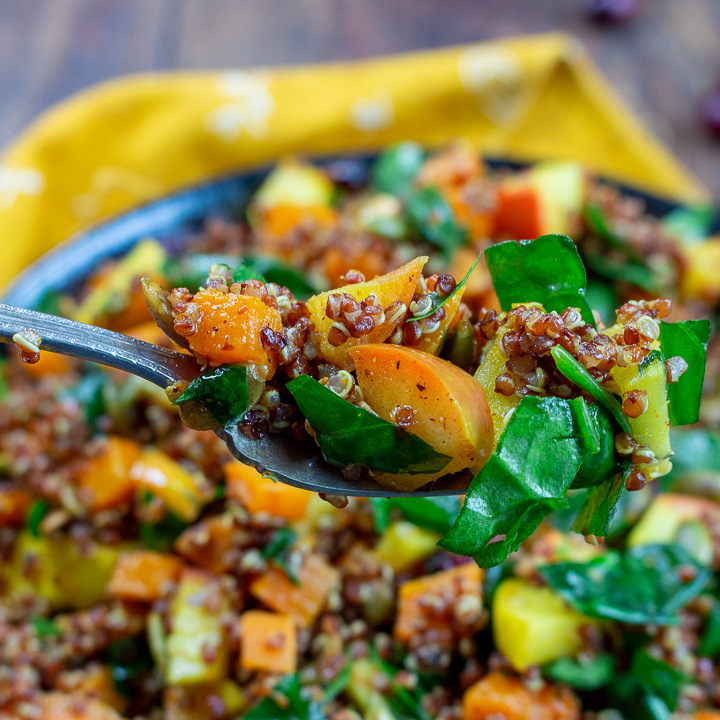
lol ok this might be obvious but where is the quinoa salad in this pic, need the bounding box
[1,142,720,720]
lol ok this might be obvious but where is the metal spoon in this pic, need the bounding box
[0,303,465,497]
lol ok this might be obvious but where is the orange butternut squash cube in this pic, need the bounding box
[394,563,482,643]
[108,551,184,602]
[239,610,297,674]
[76,436,141,512]
[307,256,427,370]
[350,344,493,491]
[0,486,33,526]
[250,553,340,627]
[494,185,545,241]
[224,461,312,521]
[463,672,580,720]
[185,289,282,369]
[174,513,240,575]
[130,448,207,522]
[262,204,338,237]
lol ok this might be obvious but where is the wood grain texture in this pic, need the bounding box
[0,0,718,199]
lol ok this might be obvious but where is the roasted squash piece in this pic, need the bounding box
[239,610,297,674]
[108,551,184,602]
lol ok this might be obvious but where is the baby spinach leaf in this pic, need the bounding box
[232,261,268,284]
[406,186,468,258]
[27,500,48,538]
[263,528,301,585]
[370,142,426,198]
[439,396,588,568]
[242,673,327,720]
[174,364,250,428]
[369,496,462,535]
[408,252,481,323]
[139,510,187,552]
[659,319,711,426]
[287,376,451,475]
[571,403,618,488]
[164,253,239,292]
[584,278,618,327]
[585,203,626,249]
[572,466,628,537]
[442,317,475,371]
[585,253,663,293]
[544,653,615,690]
[610,650,685,720]
[241,253,320,300]
[550,344,631,434]
[699,599,720,657]
[540,543,712,626]
[485,234,595,326]
[31,616,63,638]
[662,202,716,245]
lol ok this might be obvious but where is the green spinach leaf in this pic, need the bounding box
[232,261,267,284]
[540,543,711,626]
[406,186,468,258]
[550,344,631,434]
[58,367,107,430]
[27,500,48,538]
[544,653,615,690]
[164,253,239,292]
[287,376,451,475]
[139,508,187,552]
[662,203,716,245]
[369,496,462,535]
[485,234,595,326]
[263,528,301,585]
[699,599,720,657]
[174,365,250,427]
[242,673,327,720]
[571,401,617,488]
[659,319,711,426]
[439,396,588,568]
[240,253,320,300]
[370,142,426,197]
[572,466,628,537]
[31,616,63,638]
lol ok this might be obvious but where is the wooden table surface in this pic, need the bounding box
[1,0,719,200]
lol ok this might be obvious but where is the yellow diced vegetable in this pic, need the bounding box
[254,160,334,209]
[374,521,440,573]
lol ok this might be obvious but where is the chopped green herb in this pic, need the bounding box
[31,616,63,638]
[369,496,462,535]
[35,289,65,317]
[440,396,592,568]
[370,142,426,198]
[544,653,615,690]
[140,511,187,552]
[408,252,481,322]
[287,376,451,476]
[242,673,327,720]
[406,186,468,258]
[540,543,712,626]
[551,344,631,434]
[322,661,351,703]
[27,500,48,538]
[232,261,267,284]
[174,365,250,427]
[263,528,301,585]
[659,319,711,426]
[485,234,595,326]
[585,253,663,293]
[585,203,626,249]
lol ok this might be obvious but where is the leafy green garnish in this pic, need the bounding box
[441,317,475,371]
[544,653,615,690]
[584,278,618,327]
[370,142,426,197]
[406,186,468,258]
[27,500,48,538]
[610,650,686,720]
[287,376,451,476]
[662,202,716,245]
[242,673,327,720]
[572,467,627,536]
[58,367,107,430]
[31,616,63,638]
[585,253,663,293]
[240,253,320,300]
[370,650,434,720]
[164,253,239,292]
[174,365,250,427]
[585,203,625,249]
[439,396,592,568]
[485,234,595,326]
[107,636,154,699]
[263,528,301,585]
[408,252,481,323]
[659,319,711,426]
[322,661,351,703]
[540,543,711,626]
[139,509,187,552]
[232,261,267,284]
[572,402,618,489]
[699,598,720,657]
[369,496,461,535]
[550,344,631,434]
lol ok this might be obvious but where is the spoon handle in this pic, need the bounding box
[0,303,199,386]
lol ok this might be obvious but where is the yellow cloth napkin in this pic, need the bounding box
[0,32,708,288]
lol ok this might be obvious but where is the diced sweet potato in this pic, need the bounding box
[694,713,720,720]
[130,448,208,522]
[463,672,580,720]
[108,551,184,602]
[224,461,312,521]
[239,610,297,674]
[350,344,493,491]
[0,485,33,526]
[494,184,545,240]
[262,204,338,237]
[250,553,340,627]
[394,563,482,643]
[166,569,230,686]
[184,289,283,369]
[444,184,495,241]
[174,513,243,575]
[76,436,141,512]
[54,664,127,713]
[307,256,427,370]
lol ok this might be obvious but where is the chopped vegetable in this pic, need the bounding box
[239,610,297,674]
[369,495,462,534]
[406,186,469,257]
[108,550,184,602]
[374,521,440,573]
[370,142,425,197]
[544,654,615,691]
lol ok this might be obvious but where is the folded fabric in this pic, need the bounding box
[0,31,707,287]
